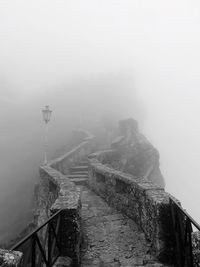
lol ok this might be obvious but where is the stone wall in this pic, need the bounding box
[44,166,81,266]
[88,158,175,264]
[34,166,60,225]
[32,132,94,265]
[32,164,82,266]
[34,133,94,226]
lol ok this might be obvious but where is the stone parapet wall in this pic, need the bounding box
[46,166,81,266]
[88,159,175,264]
[34,166,61,225]
[25,159,82,266]
[3,131,94,266]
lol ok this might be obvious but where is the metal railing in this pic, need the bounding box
[11,209,62,267]
[170,198,200,267]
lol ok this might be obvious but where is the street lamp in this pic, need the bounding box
[42,105,52,164]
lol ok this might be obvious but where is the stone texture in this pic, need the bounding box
[33,163,82,267]
[0,249,22,267]
[53,256,72,267]
[80,185,169,267]
[34,166,61,225]
[46,170,82,266]
[192,231,200,267]
[88,161,175,264]
[51,194,81,267]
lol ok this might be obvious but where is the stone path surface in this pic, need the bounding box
[79,185,169,267]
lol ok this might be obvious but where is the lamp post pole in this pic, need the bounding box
[42,105,52,165]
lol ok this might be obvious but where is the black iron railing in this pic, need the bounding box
[170,198,200,267]
[11,209,62,267]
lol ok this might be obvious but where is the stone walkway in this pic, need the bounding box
[79,185,169,267]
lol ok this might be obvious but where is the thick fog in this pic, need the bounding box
[1,0,200,243]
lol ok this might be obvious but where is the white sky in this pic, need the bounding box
[0,0,198,97]
[1,0,200,221]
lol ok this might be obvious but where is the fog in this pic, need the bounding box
[1,0,200,243]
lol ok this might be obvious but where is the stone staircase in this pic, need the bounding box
[65,162,89,186]
[59,159,172,267]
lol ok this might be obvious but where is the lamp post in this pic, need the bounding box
[42,105,52,165]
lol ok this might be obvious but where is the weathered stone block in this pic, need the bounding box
[0,249,22,267]
[53,256,72,267]
[192,231,200,267]
[50,185,81,267]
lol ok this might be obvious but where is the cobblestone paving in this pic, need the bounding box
[79,186,170,267]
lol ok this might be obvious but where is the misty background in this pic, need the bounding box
[1,0,200,243]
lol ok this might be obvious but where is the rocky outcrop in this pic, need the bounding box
[108,118,165,188]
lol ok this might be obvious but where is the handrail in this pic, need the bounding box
[11,209,63,267]
[170,197,200,267]
[48,140,89,166]
[11,209,62,251]
[170,197,200,231]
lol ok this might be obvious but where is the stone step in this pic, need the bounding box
[70,166,88,172]
[70,177,88,185]
[70,171,88,176]
[66,174,88,179]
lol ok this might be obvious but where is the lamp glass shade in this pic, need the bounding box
[42,105,52,123]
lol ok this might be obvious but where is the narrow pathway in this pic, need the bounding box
[67,162,171,267]
[79,185,166,267]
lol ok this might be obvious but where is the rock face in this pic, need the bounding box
[108,118,165,188]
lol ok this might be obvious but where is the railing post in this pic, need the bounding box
[51,204,82,267]
[48,224,52,266]
[31,234,36,267]
[186,218,194,267]
[169,197,200,267]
